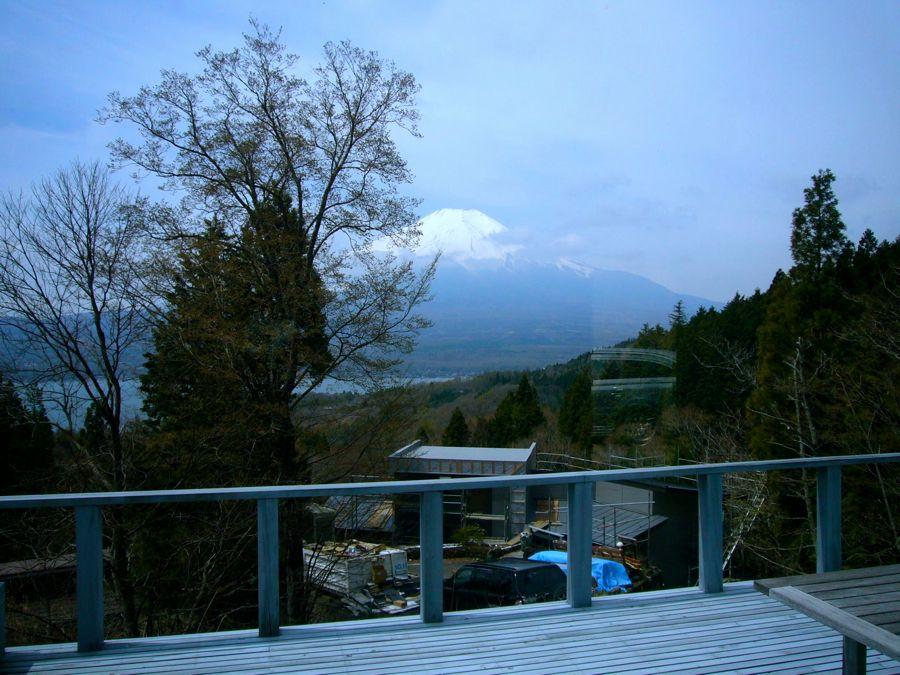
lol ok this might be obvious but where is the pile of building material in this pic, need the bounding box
[303,540,418,617]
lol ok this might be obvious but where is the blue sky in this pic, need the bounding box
[1,0,898,300]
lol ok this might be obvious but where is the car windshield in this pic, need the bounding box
[519,567,561,597]
[454,567,474,587]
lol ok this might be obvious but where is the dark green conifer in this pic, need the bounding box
[790,169,850,280]
[441,408,470,446]
[0,374,54,493]
[558,368,593,457]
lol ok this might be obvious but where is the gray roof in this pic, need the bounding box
[388,440,537,477]
[327,495,394,532]
[388,443,535,463]
[542,502,667,547]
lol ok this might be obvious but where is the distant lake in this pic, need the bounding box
[39,375,460,429]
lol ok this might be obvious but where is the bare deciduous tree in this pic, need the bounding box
[100,21,427,281]
[0,160,154,633]
[100,18,435,423]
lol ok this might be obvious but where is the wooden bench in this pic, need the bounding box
[755,565,900,674]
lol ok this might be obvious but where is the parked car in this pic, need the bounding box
[443,559,567,611]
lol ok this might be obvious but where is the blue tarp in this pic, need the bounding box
[529,550,632,592]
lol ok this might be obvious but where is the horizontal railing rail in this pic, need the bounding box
[1,454,897,508]
[0,452,898,655]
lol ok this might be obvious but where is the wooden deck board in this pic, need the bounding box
[6,614,809,675]
[3,584,899,674]
[832,591,900,609]
[765,570,900,662]
[795,573,900,594]
[1,592,778,669]
[755,564,900,594]
[6,613,808,675]
[316,618,826,674]
[2,596,794,672]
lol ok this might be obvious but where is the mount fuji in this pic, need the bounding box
[395,209,719,375]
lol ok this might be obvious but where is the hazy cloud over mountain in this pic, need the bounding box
[376,208,522,265]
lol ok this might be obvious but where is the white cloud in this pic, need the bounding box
[378,208,522,264]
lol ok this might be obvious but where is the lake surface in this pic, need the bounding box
[39,375,461,429]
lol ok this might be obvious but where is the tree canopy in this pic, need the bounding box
[472,375,545,447]
[790,169,850,280]
[441,407,470,446]
[0,373,53,494]
[103,22,434,396]
[558,368,593,456]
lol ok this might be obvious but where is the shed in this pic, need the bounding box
[387,440,536,477]
[388,440,536,541]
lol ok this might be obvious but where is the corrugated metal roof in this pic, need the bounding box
[388,444,535,463]
[544,502,667,547]
[327,495,395,532]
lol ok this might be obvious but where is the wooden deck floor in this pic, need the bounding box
[3,583,898,674]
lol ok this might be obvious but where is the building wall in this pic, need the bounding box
[594,482,653,515]
[618,480,698,589]
[391,473,517,543]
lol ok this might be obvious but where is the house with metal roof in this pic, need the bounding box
[388,440,536,542]
[387,440,535,477]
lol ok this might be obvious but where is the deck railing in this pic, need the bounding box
[1,452,898,654]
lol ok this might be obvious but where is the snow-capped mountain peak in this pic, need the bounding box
[404,208,522,264]
[401,211,603,276]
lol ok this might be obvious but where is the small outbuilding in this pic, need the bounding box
[388,440,536,542]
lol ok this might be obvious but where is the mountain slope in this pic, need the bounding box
[408,256,717,374]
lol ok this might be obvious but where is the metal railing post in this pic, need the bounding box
[75,505,104,652]
[698,473,723,593]
[420,491,443,623]
[816,466,841,573]
[257,498,280,637]
[843,636,866,674]
[1,581,5,658]
[567,482,593,608]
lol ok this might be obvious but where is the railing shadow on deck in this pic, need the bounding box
[0,452,898,656]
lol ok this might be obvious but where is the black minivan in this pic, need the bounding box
[443,559,567,611]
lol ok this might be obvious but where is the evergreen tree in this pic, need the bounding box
[751,171,855,461]
[790,169,850,280]
[856,228,879,257]
[470,416,493,447]
[669,300,686,331]
[558,368,593,457]
[0,374,54,493]
[668,300,687,371]
[142,193,329,485]
[742,174,899,572]
[487,395,518,446]
[674,291,767,414]
[441,408,470,446]
[475,375,546,447]
[415,424,432,444]
[512,375,546,434]
[140,194,331,625]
